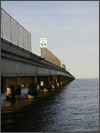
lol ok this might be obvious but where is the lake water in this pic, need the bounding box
[1,78,99,132]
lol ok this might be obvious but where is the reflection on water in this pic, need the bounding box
[1,79,99,132]
[1,87,30,113]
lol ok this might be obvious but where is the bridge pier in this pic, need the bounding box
[1,77,6,93]
[15,85,21,95]
[39,76,52,93]
[5,85,16,100]
[61,76,67,86]
[39,75,62,92]
[61,76,72,86]
[2,75,74,101]
[4,77,31,100]
[56,76,62,87]
[4,78,17,100]
[51,76,59,90]
[28,77,39,98]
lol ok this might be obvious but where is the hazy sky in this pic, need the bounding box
[1,1,99,79]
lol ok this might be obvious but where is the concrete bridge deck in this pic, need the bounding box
[1,38,74,78]
[1,38,75,99]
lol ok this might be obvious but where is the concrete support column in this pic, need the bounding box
[44,76,52,92]
[61,76,70,85]
[4,78,17,100]
[1,77,6,93]
[28,77,39,98]
[4,77,22,100]
[60,80,63,86]
[15,85,21,95]
[65,76,70,84]
[39,76,51,93]
[55,76,64,87]
[40,80,44,92]
[51,76,58,89]
[56,76,61,88]
[17,77,33,98]
[57,76,63,86]
[5,84,16,100]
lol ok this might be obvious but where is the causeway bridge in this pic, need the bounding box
[1,8,75,100]
[1,38,75,99]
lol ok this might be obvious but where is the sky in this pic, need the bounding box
[1,1,99,79]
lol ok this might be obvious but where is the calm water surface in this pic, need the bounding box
[1,79,99,132]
